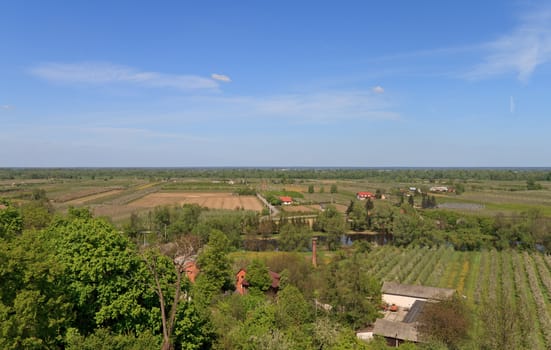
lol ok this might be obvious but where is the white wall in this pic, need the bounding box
[356,331,373,341]
[383,294,426,308]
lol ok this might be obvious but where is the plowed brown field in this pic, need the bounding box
[127,192,263,211]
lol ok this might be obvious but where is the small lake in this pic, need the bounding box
[242,232,392,251]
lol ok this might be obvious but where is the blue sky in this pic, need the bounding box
[1,1,551,167]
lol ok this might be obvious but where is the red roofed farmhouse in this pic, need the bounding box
[279,196,293,205]
[356,192,374,200]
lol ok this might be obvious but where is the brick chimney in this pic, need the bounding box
[312,237,318,267]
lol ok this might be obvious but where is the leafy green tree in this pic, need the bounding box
[345,200,355,215]
[174,300,214,350]
[365,198,374,212]
[430,195,437,208]
[246,259,272,295]
[0,200,22,239]
[275,284,313,348]
[19,189,54,231]
[320,253,381,329]
[67,206,93,220]
[65,328,160,350]
[264,254,315,299]
[417,295,470,349]
[166,204,204,239]
[319,186,325,193]
[349,203,368,231]
[278,222,311,251]
[0,230,72,349]
[371,204,395,235]
[392,213,427,246]
[454,182,465,195]
[20,200,52,231]
[153,206,171,240]
[313,317,339,349]
[193,210,251,248]
[30,188,48,201]
[275,284,312,329]
[194,229,234,306]
[315,205,345,250]
[330,184,338,194]
[308,184,315,194]
[527,179,543,190]
[44,215,157,336]
[124,212,143,238]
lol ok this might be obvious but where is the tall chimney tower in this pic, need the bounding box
[312,237,318,267]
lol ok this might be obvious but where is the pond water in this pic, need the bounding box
[242,232,392,251]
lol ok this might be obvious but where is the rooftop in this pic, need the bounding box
[382,281,455,300]
[373,319,418,342]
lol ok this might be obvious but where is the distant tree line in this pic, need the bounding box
[3,167,551,182]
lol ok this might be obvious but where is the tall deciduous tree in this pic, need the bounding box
[142,235,201,350]
[417,295,470,349]
[44,214,156,335]
[320,253,381,329]
[194,229,233,306]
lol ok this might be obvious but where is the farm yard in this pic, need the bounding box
[364,246,551,349]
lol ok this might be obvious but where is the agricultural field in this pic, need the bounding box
[127,192,264,211]
[281,203,349,213]
[364,246,551,349]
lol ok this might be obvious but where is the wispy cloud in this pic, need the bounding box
[30,62,219,90]
[82,126,211,142]
[372,86,384,94]
[1,105,15,110]
[211,73,231,82]
[177,90,400,122]
[467,5,551,82]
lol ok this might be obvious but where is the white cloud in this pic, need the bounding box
[372,86,385,94]
[30,62,219,90]
[211,73,231,82]
[1,105,15,110]
[468,6,551,82]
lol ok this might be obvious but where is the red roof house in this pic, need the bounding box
[356,192,375,200]
[235,269,281,295]
[279,196,293,205]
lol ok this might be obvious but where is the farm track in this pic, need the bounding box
[64,189,124,205]
[52,187,123,203]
